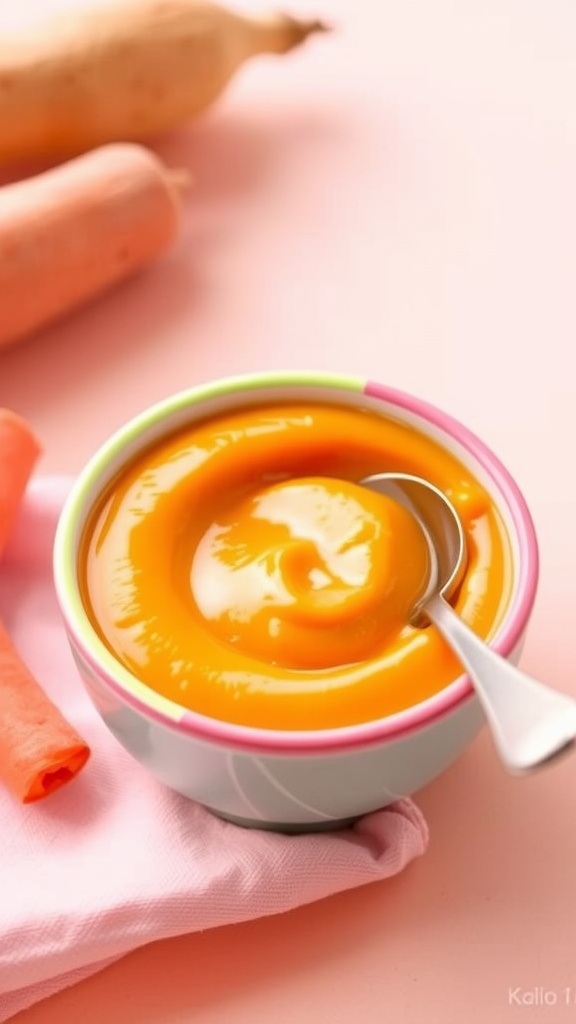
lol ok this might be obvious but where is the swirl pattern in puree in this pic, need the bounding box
[80,402,512,730]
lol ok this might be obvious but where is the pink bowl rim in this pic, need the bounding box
[55,372,539,754]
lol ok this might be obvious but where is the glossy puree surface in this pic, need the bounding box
[80,402,512,729]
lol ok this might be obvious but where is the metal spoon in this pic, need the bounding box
[361,471,576,773]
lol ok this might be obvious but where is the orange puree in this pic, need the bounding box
[191,477,431,670]
[80,402,513,730]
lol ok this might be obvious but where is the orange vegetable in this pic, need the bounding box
[0,409,41,556]
[0,409,90,802]
[0,621,90,803]
[0,0,328,164]
[0,143,187,349]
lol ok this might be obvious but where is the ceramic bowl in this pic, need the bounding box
[53,372,539,832]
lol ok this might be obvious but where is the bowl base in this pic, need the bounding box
[208,807,360,834]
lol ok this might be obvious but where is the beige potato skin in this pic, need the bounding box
[0,0,326,163]
[0,143,184,347]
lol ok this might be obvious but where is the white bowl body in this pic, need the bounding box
[54,373,538,831]
[71,641,523,831]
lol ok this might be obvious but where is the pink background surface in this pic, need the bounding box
[1,0,576,1021]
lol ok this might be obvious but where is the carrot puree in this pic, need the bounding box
[79,402,512,730]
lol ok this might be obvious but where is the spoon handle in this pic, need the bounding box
[426,594,576,773]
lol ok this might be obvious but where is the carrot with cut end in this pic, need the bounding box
[0,620,90,802]
[0,143,188,349]
[0,408,90,802]
[0,409,41,557]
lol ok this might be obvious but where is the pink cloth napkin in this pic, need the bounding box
[0,477,429,1021]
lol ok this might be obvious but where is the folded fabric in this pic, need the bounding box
[0,477,429,1021]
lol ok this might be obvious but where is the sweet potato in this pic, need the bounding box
[0,0,328,163]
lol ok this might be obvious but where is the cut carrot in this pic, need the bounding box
[0,409,41,558]
[0,409,90,802]
[0,619,90,802]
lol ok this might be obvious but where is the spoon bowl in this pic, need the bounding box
[361,472,576,774]
[361,472,467,624]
